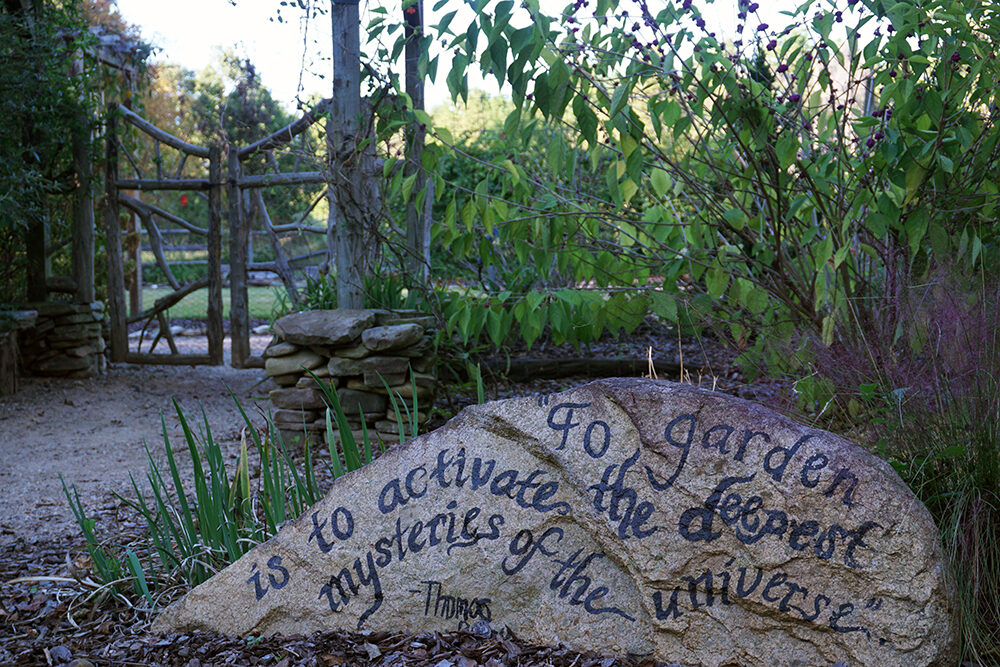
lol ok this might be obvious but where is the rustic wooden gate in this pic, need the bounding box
[103,102,333,368]
[104,104,224,365]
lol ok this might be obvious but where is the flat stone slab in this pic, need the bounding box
[263,342,299,359]
[332,344,372,360]
[362,323,424,353]
[265,350,325,378]
[269,387,327,411]
[358,356,410,375]
[274,310,378,347]
[336,388,387,416]
[328,357,364,377]
[155,379,955,666]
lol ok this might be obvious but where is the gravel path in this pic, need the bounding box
[0,330,279,546]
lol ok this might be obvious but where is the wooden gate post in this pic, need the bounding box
[71,55,96,304]
[404,0,431,284]
[228,145,250,368]
[103,107,127,362]
[206,145,224,365]
[329,0,366,309]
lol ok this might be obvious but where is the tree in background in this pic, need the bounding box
[0,0,146,304]
[1,0,90,302]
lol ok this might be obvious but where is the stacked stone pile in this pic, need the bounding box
[18,301,107,378]
[263,309,436,449]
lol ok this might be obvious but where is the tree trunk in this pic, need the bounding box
[404,0,431,284]
[228,145,250,367]
[71,54,95,304]
[206,144,224,365]
[103,107,127,362]
[329,0,365,309]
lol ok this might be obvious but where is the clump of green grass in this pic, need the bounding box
[61,394,375,607]
[62,366,483,608]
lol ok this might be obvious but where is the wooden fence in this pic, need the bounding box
[104,100,333,368]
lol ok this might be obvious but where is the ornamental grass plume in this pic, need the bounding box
[808,266,1000,662]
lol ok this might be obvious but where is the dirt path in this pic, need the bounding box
[0,357,270,546]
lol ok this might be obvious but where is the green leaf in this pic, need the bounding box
[492,0,515,36]
[706,267,729,299]
[745,287,768,314]
[609,81,632,119]
[533,72,549,115]
[776,133,798,169]
[866,212,890,237]
[401,172,418,203]
[939,445,966,458]
[904,162,926,205]
[489,35,508,85]
[605,161,622,208]
[906,207,929,256]
[650,169,671,196]
[621,179,638,205]
[661,101,681,127]
[651,291,677,322]
[722,208,747,230]
[508,25,534,56]
[574,97,598,146]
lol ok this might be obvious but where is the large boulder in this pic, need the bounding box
[155,379,956,666]
[273,310,378,347]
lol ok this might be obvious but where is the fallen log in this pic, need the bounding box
[482,357,680,381]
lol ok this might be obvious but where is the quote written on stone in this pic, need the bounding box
[156,379,955,666]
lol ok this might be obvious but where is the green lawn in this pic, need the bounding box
[140,286,286,321]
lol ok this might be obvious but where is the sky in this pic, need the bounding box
[115,0,496,112]
[115,0,806,113]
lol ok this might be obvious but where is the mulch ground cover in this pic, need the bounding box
[1,535,672,666]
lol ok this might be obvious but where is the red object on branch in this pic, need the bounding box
[180,194,188,207]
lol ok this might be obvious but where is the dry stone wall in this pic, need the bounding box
[18,302,107,378]
[264,309,436,449]
[156,379,956,666]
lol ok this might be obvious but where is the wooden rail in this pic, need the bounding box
[118,105,210,158]
[239,98,331,159]
[127,277,209,325]
[117,178,212,191]
[239,172,326,188]
[119,194,208,235]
